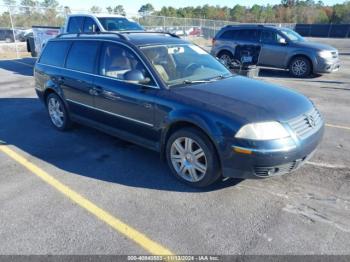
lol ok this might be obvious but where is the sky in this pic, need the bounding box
[58,0,346,14]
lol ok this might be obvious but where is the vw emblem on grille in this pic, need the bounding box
[306,114,316,128]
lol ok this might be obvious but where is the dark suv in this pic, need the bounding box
[211,25,340,78]
[34,32,324,187]
[0,28,15,42]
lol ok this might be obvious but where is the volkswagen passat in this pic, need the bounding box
[34,32,324,187]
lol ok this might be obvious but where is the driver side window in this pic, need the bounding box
[99,43,155,86]
[261,30,283,45]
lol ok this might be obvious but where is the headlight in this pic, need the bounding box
[235,122,290,140]
[318,51,333,59]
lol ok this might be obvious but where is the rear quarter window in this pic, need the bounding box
[66,41,100,73]
[219,30,238,40]
[236,29,261,42]
[39,41,71,67]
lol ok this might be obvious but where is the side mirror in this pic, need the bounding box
[278,38,287,45]
[124,70,150,84]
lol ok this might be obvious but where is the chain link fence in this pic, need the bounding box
[0,4,296,59]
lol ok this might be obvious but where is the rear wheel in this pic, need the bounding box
[46,93,72,131]
[166,128,221,187]
[217,51,234,68]
[289,56,311,78]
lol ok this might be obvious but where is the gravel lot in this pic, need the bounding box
[0,38,349,256]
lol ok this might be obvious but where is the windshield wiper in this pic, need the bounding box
[183,79,214,84]
[181,74,234,85]
[207,74,234,81]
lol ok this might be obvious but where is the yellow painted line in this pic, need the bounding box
[0,145,173,256]
[326,123,350,131]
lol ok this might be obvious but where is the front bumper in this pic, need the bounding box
[314,57,340,74]
[221,124,324,179]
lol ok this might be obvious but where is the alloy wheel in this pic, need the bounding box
[219,54,232,67]
[170,137,207,182]
[48,97,65,128]
[291,59,307,76]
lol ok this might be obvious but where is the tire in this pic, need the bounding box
[166,127,221,187]
[289,56,312,78]
[46,93,72,131]
[217,51,234,68]
[5,37,13,43]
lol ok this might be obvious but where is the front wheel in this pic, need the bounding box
[166,128,221,187]
[289,56,312,78]
[46,93,72,131]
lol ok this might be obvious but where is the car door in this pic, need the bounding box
[60,40,100,118]
[93,42,158,142]
[259,30,289,68]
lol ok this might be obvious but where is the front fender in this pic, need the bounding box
[159,109,228,163]
[286,51,317,68]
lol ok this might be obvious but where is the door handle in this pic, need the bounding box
[103,90,121,100]
[143,103,152,109]
[89,86,103,96]
[52,76,64,84]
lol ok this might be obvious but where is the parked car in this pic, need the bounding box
[34,32,324,187]
[27,26,61,57]
[0,28,15,42]
[211,25,340,78]
[186,27,201,37]
[63,14,144,34]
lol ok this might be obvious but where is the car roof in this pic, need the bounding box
[67,13,126,18]
[223,24,282,30]
[55,32,188,46]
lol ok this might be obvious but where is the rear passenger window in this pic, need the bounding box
[67,17,84,33]
[220,30,238,40]
[66,41,100,73]
[237,29,260,42]
[39,41,70,67]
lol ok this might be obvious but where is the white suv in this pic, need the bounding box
[63,14,144,33]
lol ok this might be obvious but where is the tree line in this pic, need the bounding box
[1,0,350,29]
[153,1,350,24]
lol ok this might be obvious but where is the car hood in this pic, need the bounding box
[171,76,313,124]
[293,40,337,51]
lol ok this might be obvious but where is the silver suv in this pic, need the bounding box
[211,25,340,78]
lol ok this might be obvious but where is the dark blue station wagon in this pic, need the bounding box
[34,32,324,187]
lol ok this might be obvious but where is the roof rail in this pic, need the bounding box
[56,31,128,40]
[119,31,180,38]
[56,31,180,40]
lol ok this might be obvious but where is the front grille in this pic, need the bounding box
[254,153,312,177]
[288,107,323,140]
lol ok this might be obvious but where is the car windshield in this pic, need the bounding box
[98,17,144,31]
[280,28,305,42]
[141,44,232,87]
